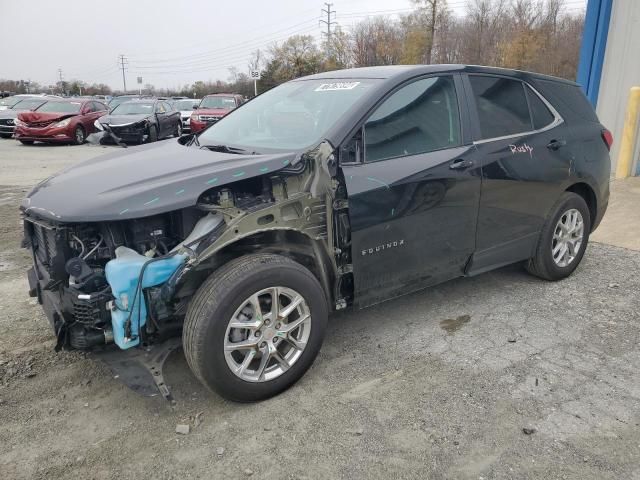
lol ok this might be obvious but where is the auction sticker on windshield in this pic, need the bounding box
[315,82,361,92]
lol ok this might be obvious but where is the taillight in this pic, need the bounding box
[601,128,613,151]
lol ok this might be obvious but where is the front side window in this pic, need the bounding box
[469,75,531,139]
[364,76,461,162]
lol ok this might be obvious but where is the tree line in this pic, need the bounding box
[257,0,583,90]
[1,0,584,98]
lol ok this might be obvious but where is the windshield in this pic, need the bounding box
[13,99,45,110]
[0,96,25,107]
[200,96,237,109]
[111,102,155,115]
[36,102,82,113]
[108,96,138,109]
[175,99,198,111]
[198,79,379,151]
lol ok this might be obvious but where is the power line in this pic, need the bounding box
[129,17,319,67]
[127,24,320,74]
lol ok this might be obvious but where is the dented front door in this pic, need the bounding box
[342,75,481,307]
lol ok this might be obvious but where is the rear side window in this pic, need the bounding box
[534,79,599,123]
[469,75,531,139]
[364,76,461,162]
[525,86,555,129]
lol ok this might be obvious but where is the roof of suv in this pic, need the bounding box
[299,64,578,86]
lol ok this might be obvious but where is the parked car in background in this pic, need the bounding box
[0,94,59,111]
[174,98,200,133]
[95,98,181,144]
[189,93,244,133]
[0,97,49,138]
[93,94,112,103]
[14,98,108,145]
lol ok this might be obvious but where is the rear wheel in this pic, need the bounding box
[183,254,328,402]
[73,125,85,145]
[527,192,591,280]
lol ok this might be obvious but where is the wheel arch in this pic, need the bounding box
[182,229,336,309]
[565,182,597,231]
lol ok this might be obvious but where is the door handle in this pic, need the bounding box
[547,139,567,150]
[449,158,474,170]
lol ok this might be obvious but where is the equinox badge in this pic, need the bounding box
[361,239,405,256]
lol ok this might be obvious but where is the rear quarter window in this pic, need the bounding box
[533,79,599,123]
[525,86,555,129]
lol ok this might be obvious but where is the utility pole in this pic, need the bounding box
[118,54,128,93]
[58,68,65,95]
[320,3,337,56]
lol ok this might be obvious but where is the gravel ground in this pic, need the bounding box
[0,140,639,480]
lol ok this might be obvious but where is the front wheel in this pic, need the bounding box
[183,254,328,402]
[527,192,591,280]
[174,121,182,137]
[73,125,85,145]
[146,125,158,143]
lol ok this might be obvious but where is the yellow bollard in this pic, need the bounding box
[615,86,640,179]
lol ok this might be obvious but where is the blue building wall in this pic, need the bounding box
[576,0,613,106]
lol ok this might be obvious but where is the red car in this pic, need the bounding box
[190,93,244,133]
[14,98,108,145]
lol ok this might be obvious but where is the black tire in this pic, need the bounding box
[19,140,34,145]
[526,192,591,281]
[147,125,158,143]
[183,253,328,402]
[0,133,12,139]
[174,121,182,137]
[73,125,86,145]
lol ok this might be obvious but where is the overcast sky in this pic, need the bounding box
[1,0,586,91]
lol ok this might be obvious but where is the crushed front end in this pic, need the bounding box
[22,209,220,352]
[19,136,352,400]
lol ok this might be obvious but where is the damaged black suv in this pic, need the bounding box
[21,65,611,402]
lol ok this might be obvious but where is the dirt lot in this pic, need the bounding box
[0,139,639,480]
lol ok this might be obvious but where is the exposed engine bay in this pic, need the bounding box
[23,145,353,357]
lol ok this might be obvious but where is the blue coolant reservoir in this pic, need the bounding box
[105,247,187,349]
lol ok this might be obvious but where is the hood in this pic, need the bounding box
[195,108,231,116]
[22,139,298,222]
[99,113,151,126]
[18,111,77,124]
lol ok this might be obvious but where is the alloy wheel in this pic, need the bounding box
[552,208,584,267]
[224,287,311,382]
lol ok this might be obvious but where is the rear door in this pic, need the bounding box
[463,74,572,273]
[342,74,482,307]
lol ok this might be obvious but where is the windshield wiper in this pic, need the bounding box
[200,144,258,155]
